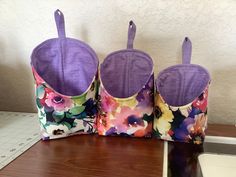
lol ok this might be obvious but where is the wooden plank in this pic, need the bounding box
[1,124,235,177]
[0,135,164,177]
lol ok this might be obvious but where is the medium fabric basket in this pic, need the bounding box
[153,37,210,144]
[97,21,154,137]
[31,10,99,140]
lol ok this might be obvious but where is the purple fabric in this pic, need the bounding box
[182,37,192,64]
[127,21,136,49]
[156,37,210,106]
[31,10,98,96]
[100,21,153,98]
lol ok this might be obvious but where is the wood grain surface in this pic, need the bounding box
[0,124,235,177]
[206,124,236,137]
[0,135,164,177]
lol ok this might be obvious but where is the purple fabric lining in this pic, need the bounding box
[156,37,210,106]
[100,21,153,98]
[31,10,98,96]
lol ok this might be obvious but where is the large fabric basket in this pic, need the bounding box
[31,10,99,140]
[153,37,210,144]
[97,21,154,137]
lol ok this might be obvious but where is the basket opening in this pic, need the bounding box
[156,64,210,106]
[100,50,153,98]
[31,38,98,96]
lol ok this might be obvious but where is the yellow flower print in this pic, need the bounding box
[154,118,171,135]
[116,97,138,109]
[153,94,174,135]
[72,93,87,106]
[155,94,174,122]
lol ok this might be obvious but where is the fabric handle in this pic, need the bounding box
[182,37,192,64]
[127,21,136,49]
[54,9,66,38]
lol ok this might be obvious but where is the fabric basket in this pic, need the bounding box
[97,21,154,137]
[31,10,99,140]
[153,37,210,144]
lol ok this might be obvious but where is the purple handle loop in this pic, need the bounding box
[54,9,66,38]
[127,21,136,49]
[182,37,192,64]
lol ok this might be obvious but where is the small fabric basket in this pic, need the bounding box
[97,21,154,137]
[153,37,210,144]
[31,10,99,140]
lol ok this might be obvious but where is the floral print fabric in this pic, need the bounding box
[97,75,154,137]
[153,86,209,144]
[32,67,98,140]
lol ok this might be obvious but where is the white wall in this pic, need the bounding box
[0,0,235,125]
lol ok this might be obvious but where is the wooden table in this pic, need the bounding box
[0,124,235,177]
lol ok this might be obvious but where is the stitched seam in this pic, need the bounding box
[127,55,130,96]
[60,39,66,94]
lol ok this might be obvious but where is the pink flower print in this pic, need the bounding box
[45,92,73,112]
[39,87,54,107]
[100,90,119,113]
[32,67,45,85]
[97,113,111,135]
[112,107,143,134]
[192,87,208,112]
[136,89,153,114]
